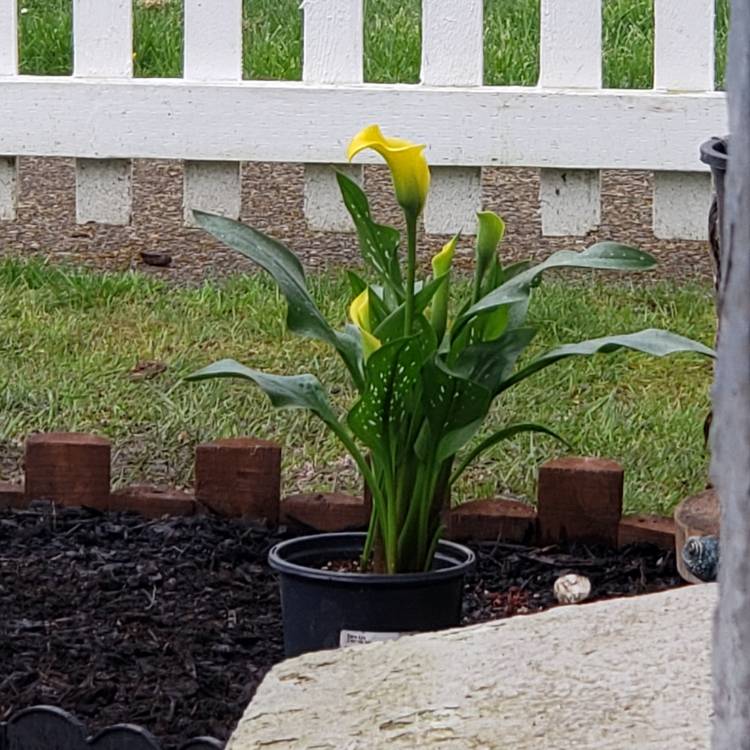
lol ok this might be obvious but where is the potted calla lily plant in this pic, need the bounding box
[188,125,714,656]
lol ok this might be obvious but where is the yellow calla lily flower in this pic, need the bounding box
[349,289,381,358]
[347,124,430,217]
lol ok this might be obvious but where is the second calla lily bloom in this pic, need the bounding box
[348,288,381,357]
[347,124,430,217]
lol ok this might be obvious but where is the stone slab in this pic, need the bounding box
[229,584,715,749]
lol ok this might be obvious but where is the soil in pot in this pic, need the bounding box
[0,503,682,748]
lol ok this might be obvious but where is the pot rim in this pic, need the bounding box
[700,135,729,170]
[268,532,475,585]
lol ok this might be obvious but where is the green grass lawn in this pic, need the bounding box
[17,0,729,88]
[0,258,715,516]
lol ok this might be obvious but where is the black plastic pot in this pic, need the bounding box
[268,532,476,657]
[700,135,728,284]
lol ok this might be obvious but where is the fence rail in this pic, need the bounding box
[0,705,223,750]
[0,0,729,241]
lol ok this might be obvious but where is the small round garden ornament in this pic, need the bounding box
[553,573,592,604]
[682,535,720,582]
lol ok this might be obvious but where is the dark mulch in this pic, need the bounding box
[463,539,683,621]
[0,504,683,747]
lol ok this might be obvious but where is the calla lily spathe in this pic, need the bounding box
[430,234,458,343]
[431,234,457,278]
[347,125,430,217]
[349,289,381,358]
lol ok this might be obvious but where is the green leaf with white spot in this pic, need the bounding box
[421,361,492,462]
[336,170,404,299]
[347,332,435,458]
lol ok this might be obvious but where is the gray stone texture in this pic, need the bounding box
[229,585,715,749]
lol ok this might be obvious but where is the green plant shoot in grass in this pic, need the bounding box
[187,126,714,575]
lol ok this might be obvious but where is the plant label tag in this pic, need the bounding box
[339,629,402,647]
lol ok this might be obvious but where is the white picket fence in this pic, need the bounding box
[0,0,728,239]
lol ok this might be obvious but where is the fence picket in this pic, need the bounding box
[0,1,17,221]
[76,159,132,225]
[654,0,715,91]
[73,0,132,78]
[652,0,714,240]
[0,0,17,75]
[421,0,483,235]
[73,0,133,226]
[183,0,242,227]
[184,0,242,81]
[653,171,713,240]
[539,0,602,238]
[539,169,601,237]
[184,160,242,226]
[0,157,16,222]
[302,0,363,84]
[302,0,363,232]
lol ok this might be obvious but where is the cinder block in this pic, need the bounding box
[109,484,196,518]
[618,514,676,550]
[0,481,26,510]
[195,437,281,523]
[25,432,111,509]
[444,498,536,543]
[537,456,624,547]
[281,493,369,532]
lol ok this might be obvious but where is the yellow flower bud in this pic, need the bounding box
[349,289,381,358]
[347,124,430,217]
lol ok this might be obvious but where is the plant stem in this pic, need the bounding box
[471,264,484,305]
[404,211,418,336]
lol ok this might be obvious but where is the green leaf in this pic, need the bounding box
[365,285,390,329]
[460,242,656,326]
[373,274,447,342]
[451,423,569,484]
[187,358,379,516]
[454,327,537,394]
[348,332,434,458]
[473,212,506,301]
[500,328,715,392]
[336,171,403,298]
[421,361,492,463]
[346,270,368,298]
[502,259,534,282]
[193,210,364,390]
[186,358,339,424]
[483,259,535,338]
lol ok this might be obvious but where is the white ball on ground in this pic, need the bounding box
[553,573,592,604]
